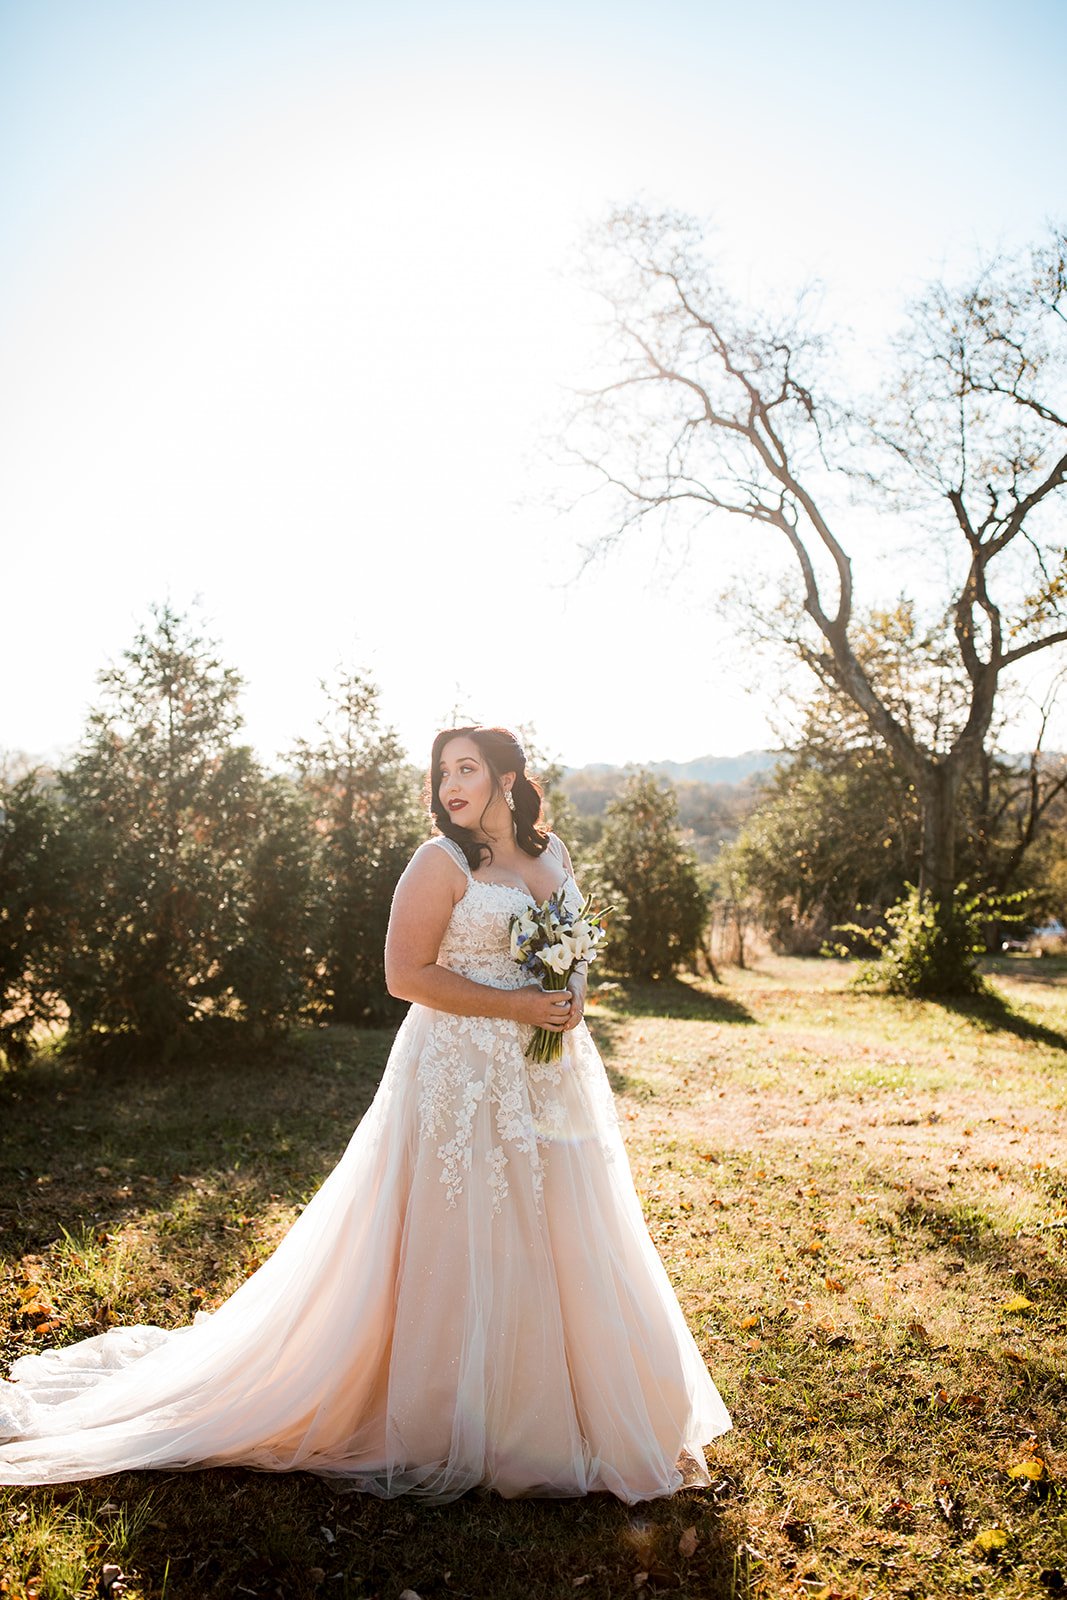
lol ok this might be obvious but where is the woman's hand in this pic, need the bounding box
[510,985,574,1031]
[563,966,587,1030]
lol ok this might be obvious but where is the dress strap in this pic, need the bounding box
[428,834,472,878]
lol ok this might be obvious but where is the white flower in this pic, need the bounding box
[567,920,600,961]
[539,941,573,976]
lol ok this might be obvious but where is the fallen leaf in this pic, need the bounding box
[1008,1458,1047,1481]
[19,1300,54,1320]
[973,1527,1009,1554]
[739,1314,760,1329]
[678,1526,698,1558]
[1001,1294,1034,1312]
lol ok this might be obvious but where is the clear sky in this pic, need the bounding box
[2,0,1064,772]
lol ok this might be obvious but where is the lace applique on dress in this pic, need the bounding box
[415,834,611,1213]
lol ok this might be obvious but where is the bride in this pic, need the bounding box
[0,725,732,1501]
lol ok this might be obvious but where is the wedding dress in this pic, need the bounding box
[0,833,732,1500]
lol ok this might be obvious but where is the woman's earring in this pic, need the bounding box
[504,788,516,812]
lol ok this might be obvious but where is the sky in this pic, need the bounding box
[1,0,1064,773]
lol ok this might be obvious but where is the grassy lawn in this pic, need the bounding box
[1,956,1065,1599]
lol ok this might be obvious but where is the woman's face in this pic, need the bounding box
[437,737,510,833]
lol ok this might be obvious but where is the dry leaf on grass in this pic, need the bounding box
[678,1525,698,1558]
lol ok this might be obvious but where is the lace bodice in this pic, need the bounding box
[431,833,584,987]
[408,833,614,1216]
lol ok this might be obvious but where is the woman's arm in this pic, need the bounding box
[385,843,573,1031]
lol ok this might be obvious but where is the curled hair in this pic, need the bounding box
[429,725,549,871]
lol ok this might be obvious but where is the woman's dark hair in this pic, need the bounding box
[429,726,549,871]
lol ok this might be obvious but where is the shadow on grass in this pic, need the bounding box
[936,987,1067,1052]
[0,1026,395,1255]
[584,978,754,1081]
[21,1462,746,1600]
[887,1187,1067,1378]
[591,976,756,1025]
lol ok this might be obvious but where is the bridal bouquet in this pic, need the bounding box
[510,889,609,1063]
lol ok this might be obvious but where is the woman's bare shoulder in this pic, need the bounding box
[398,836,468,890]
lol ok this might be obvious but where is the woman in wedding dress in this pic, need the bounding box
[0,725,732,1501]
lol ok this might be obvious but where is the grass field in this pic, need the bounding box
[1,955,1065,1599]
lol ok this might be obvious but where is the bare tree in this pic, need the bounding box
[566,209,1067,958]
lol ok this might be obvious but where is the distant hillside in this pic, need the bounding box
[558,752,778,864]
[563,751,779,785]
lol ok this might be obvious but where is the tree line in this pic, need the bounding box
[0,606,711,1064]
[5,597,1065,1066]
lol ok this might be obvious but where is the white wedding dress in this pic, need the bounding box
[0,833,732,1500]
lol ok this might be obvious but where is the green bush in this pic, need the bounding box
[594,772,708,981]
[0,772,68,1063]
[291,671,426,1025]
[52,605,317,1052]
[838,884,1023,998]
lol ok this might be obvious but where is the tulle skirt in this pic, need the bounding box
[0,1005,732,1500]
